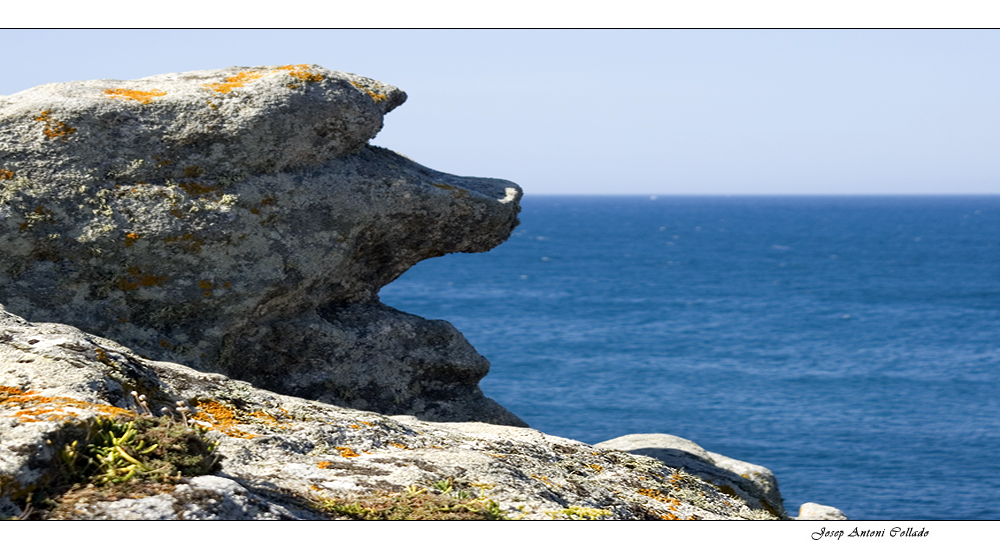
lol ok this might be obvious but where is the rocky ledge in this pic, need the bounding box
[0,66,846,520]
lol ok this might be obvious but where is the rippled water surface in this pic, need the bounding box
[381,195,1000,520]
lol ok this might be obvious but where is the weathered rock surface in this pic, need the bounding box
[595,433,787,518]
[0,65,523,424]
[595,433,848,520]
[1,308,783,520]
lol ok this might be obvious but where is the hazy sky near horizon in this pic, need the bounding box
[2,29,998,196]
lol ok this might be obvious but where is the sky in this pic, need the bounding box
[2,29,999,196]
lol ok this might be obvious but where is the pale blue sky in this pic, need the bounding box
[3,29,998,195]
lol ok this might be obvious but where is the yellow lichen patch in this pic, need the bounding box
[198,280,213,290]
[203,71,265,94]
[587,464,604,472]
[350,81,387,103]
[103,88,167,105]
[0,169,13,180]
[1,386,132,423]
[277,64,324,83]
[35,110,76,141]
[124,232,141,247]
[335,446,360,458]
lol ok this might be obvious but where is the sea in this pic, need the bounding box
[379,195,1000,520]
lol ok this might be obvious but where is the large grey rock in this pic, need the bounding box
[1,309,781,520]
[0,65,523,424]
[595,433,787,518]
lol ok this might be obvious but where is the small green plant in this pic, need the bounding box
[431,478,454,494]
[315,480,508,520]
[59,414,219,486]
[545,506,612,520]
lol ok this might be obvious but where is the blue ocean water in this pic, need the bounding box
[379,195,1000,520]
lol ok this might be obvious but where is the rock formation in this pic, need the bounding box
[595,432,788,518]
[0,65,523,425]
[0,66,848,520]
[0,308,781,520]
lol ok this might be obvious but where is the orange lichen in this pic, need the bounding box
[349,81,387,103]
[203,65,323,96]
[588,464,604,472]
[198,280,213,290]
[103,88,167,105]
[531,474,554,486]
[387,442,407,449]
[335,446,360,458]
[35,110,76,141]
[249,410,279,426]
[118,279,139,291]
[118,266,168,291]
[203,71,265,94]
[0,169,13,180]
[1,386,132,423]
[317,461,333,469]
[638,487,684,513]
[190,400,285,439]
[276,65,324,83]
[139,275,166,287]
[349,424,360,429]
[191,399,258,439]
[124,232,141,247]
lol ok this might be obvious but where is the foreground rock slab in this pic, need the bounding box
[1,307,781,520]
[596,433,848,520]
[0,65,523,424]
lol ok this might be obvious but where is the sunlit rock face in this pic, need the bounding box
[0,307,780,520]
[0,65,523,425]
